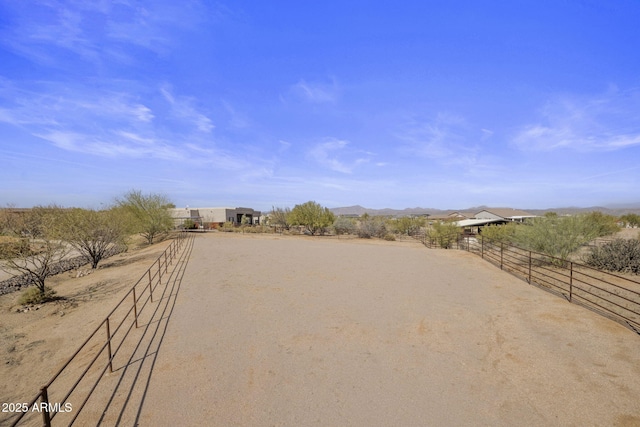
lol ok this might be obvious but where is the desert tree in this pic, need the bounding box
[513,213,620,264]
[116,190,175,244]
[269,206,292,231]
[289,201,335,235]
[58,207,128,269]
[426,221,461,248]
[0,205,70,301]
[392,216,426,236]
[480,222,518,244]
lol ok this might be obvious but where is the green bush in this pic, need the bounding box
[513,213,620,264]
[18,286,56,305]
[480,223,517,244]
[392,217,426,236]
[426,222,461,249]
[584,238,640,274]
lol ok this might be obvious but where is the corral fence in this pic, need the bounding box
[8,231,195,427]
[416,233,640,335]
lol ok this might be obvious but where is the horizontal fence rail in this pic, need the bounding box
[8,232,194,427]
[436,235,640,334]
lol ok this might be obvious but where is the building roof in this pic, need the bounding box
[455,218,507,227]
[447,211,476,219]
[475,208,535,219]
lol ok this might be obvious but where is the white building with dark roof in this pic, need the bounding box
[169,207,262,228]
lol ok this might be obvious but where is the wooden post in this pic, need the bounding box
[528,251,532,283]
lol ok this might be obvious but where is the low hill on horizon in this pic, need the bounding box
[329,204,640,217]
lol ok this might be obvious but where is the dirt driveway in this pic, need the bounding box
[135,233,640,426]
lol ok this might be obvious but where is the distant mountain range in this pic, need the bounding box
[329,204,640,217]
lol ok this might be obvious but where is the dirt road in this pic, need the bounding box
[136,233,640,426]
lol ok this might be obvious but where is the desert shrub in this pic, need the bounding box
[620,214,640,228]
[220,221,237,232]
[480,223,518,244]
[333,217,356,235]
[357,216,387,238]
[584,238,640,274]
[0,237,30,259]
[383,233,396,241]
[241,225,274,234]
[582,211,620,237]
[18,286,56,305]
[182,219,198,229]
[392,216,426,236]
[513,213,620,264]
[427,221,461,248]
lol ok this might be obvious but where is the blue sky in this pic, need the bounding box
[1,1,639,211]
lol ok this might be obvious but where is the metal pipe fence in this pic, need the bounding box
[8,232,194,427]
[448,235,640,334]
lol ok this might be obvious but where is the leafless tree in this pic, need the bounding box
[59,207,128,269]
[0,206,70,300]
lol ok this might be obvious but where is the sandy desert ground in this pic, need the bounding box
[2,232,640,426]
[0,238,173,425]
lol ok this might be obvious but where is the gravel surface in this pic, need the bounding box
[133,233,640,426]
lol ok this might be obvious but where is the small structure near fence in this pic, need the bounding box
[417,233,640,335]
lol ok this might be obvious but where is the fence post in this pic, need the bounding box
[158,259,162,286]
[569,262,573,302]
[40,386,52,427]
[164,252,168,274]
[105,318,113,373]
[481,237,484,259]
[148,269,153,303]
[500,242,504,270]
[132,288,138,328]
[528,251,532,283]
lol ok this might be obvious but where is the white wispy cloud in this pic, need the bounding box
[0,0,210,66]
[308,138,370,173]
[161,86,214,133]
[395,112,466,158]
[0,80,255,170]
[513,88,640,151]
[394,112,488,163]
[34,129,182,160]
[287,78,339,103]
[221,100,250,128]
